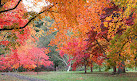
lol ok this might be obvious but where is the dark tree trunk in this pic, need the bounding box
[84,64,87,73]
[135,60,137,71]
[113,66,116,73]
[90,61,93,72]
[118,61,125,74]
[36,67,39,75]
[54,66,56,71]
[112,61,116,74]
[99,66,101,72]
[90,66,93,72]
[18,62,20,72]
[36,69,38,74]
[37,60,39,75]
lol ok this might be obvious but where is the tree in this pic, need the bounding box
[58,37,91,73]
[86,29,107,72]
[0,43,53,73]
[27,47,53,74]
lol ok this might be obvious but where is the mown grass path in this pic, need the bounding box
[0,72,46,81]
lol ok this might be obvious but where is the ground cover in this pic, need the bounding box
[18,71,137,81]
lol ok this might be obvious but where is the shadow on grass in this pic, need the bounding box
[17,71,137,78]
[66,71,137,77]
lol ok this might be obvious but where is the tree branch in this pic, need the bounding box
[95,39,109,59]
[53,54,68,66]
[0,3,57,31]
[96,39,104,52]
[0,0,22,13]
[0,0,5,7]
[102,35,109,42]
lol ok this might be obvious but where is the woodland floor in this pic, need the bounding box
[1,71,137,81]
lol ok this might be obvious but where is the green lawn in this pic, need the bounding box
[19,71,137,81]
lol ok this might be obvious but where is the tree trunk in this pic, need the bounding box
[90,61,93,72]
[99,66,101,72]
[135,61,137,71]
[90,66,93,72]
[67,65,71,72]
[84,64,87,73]
[67,61,71,72]
[113,66,116,73]
[18,62,20,72]
[36,69,38,75]
[37,60,39,75]
[118,61,125,74]
[112,61,116,74]
[54,66,56,71]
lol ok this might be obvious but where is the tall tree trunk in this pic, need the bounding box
[67,65,71,72]
[135,61,137,71]
[118,61,125,74]
[37,68,38,75]
[84,60,87,73]
[84,64,87,73]
[67,61,71,72]
[90,61,93,72]
[113,66,116,73]
[99,65,101,72]
[113,61,116,73]
[54,66,56,71]
[18,62,20,72]
[84,58,87,73]
[90,66,93,72]
[37,60,39,75]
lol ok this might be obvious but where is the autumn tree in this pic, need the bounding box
[0,43,53,73]
[59,37,92,73]
[102,1,136,73]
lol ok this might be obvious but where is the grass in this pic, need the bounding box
[1,68,137,81]
[18,71,137,81]
[0,73,27,81]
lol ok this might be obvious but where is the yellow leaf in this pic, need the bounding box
[104,22,108,27]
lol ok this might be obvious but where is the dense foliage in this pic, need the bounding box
[0,0,136,74]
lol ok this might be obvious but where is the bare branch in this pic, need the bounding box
[0,0,22,13]
[0,3,57,31]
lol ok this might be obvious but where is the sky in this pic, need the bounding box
[22,0,50,13]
